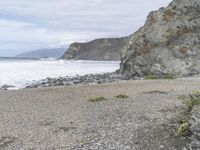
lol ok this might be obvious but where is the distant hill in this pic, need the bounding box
[17,48,66,59]
[61,37,129,61]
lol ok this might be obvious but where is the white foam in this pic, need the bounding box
[0,59,120,89]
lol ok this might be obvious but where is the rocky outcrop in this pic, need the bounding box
[120,0,200,79]
[62,37,129,61]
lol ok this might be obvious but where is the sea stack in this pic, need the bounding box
[120,0,200,79]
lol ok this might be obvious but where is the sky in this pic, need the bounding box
[0,0,172,57]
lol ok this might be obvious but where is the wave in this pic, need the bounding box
[0,59,120,90]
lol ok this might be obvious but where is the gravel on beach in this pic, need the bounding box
[1,77,200,149]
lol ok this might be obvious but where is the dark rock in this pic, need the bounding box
[0,85,14,90]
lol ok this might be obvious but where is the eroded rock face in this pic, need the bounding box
[62,37,129,61]
[120,0,200,79]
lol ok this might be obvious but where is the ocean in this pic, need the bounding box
[0,58,120,89]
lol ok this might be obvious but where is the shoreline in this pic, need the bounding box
[0,59,120,90]
[1,71,200,91]
[0,72,123,90]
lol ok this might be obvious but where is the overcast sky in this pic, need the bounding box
[0,0,172,56]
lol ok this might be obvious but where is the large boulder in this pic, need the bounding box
[120,0,200,79]
[62,37,129,61]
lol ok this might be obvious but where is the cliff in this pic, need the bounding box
[120,0,200,79]
[62,37,129,61]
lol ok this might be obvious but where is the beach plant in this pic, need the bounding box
[143,90,168,94]
[115,94,129,99]
[88,96,107,102]
[144,72,174,80]
[177,117,187,125]
[192,89,200,95]
[178,93,200,111]
[144,74,158,80]
[162,73,174,79]
[177,122,189,136]
[176,90,200,137]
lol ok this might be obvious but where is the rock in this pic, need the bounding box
[25,73,122,89]
[73,80,80,85]
[0,85,13,90]
[120,0,200,79]
[62,37,129,61]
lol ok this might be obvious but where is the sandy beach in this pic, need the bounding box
[1,77,200,149]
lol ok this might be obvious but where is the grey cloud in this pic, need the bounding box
[0,0,172,32]
[0,0,172,56]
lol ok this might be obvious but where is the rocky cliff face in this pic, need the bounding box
[120,0,200,79]
[62,37,129,61]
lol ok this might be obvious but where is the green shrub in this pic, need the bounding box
[176,89,200,137]
[177,122,189,136]
[178,94,200,111]
[115,94,129,99]
[144,74,158,80]
[177,117,187,125]
[144,73,174,80]
[143,90,167,94]
[192,89,200,95]
[163,73,174,79]
[88,96,107,102]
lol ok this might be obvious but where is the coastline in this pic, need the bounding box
[0,72,122,90]
[1,77,200,149]
[0,59,120,90]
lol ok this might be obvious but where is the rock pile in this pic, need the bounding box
[26,73,121,89]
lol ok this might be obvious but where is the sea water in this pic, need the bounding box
[0,58,120,89]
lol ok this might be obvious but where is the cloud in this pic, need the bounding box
[0,0,172,56]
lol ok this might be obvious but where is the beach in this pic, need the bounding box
[1,77,200,149]
[0,0,199,149]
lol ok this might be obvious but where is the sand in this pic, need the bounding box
[1,77,200,149]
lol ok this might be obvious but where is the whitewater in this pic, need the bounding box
[0,59,120,89]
